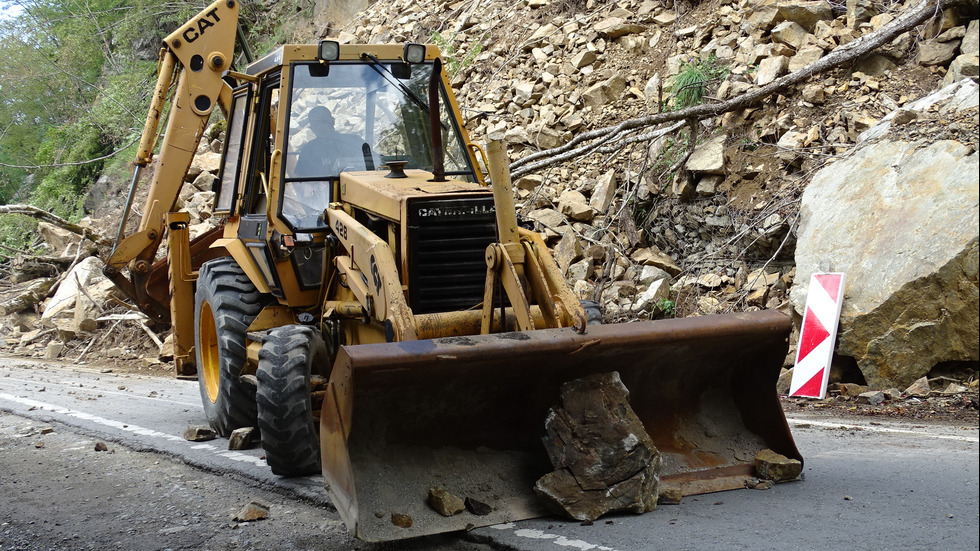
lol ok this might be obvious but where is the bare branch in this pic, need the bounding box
[0,204,112,246]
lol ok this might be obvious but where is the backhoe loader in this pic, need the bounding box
[104,0,801,541]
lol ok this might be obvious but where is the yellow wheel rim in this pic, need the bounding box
[198,301,220,404]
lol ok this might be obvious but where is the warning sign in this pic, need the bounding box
[789,273,846,399]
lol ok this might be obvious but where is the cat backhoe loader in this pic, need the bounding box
[104,0,801,541]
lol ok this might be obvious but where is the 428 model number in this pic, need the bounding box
[333,219,349,240]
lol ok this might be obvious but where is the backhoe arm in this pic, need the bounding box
[103,0,240,324]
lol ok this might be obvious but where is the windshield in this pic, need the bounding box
[279,61,475,231]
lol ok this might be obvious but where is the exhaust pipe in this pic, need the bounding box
[428,57,446,182]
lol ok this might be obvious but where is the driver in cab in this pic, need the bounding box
[293,106,365,176]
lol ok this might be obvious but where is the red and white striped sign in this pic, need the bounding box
[789,273,846,399]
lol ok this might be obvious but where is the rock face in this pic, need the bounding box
[792,83,980,389]
[534,372,661,521]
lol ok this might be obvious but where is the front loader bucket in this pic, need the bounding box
[320,310,799,541]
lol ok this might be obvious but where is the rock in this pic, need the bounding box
[554,230,582,273]
[535,372,662,521]
[756,55,790,85]
[228,427,255,450]
[904,376,931,397]
[776,1,834,32]
[745,269,780,291]
[159,334,175,361]
[857,390,886,405]
[528,208,565,232]
[41,256,105,322]
[582,74,627,110]
[853,53,897,76]
[943,53,980,87]
[657,487,683,505]
[697,273,723,288]
[643,74,662,105]
[631,247,681,276]
[918,39,960,66]
[524,23,557,51]
[789,45,825,72]
[558,190,595,222]
[635,278,670,311]
[696,174,723,196]
[570,50,597,69]
[428,487,465,516]
[746,286,769,307]
[233,501,269,522]
[191,171,216,192]
[837,383,869,397]
[846,0,878,29]
[755,449,802,482]
[594,17,646,39]
[861,79,978,143]
[186,151,223,181]
[390,513,413,528]
[73,290,99,333]
[792,85,979,389]
[686,133,727,175]
[515,174,544,191]
[776,368,793,395]
[941,382,969,394]
[567,259,594,283]
[776,130,806,162]
[962,20,979,55]
[653,12,678,26]
[45,342,65,360]
[183,426,217,442]
[590,169,617,213]
[465,497,493,516]
[639,265,670,286]
[771,21,809,49]
[37,222,81,254]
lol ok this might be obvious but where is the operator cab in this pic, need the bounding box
[279,52,478,233]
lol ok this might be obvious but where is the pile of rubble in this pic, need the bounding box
[329,0,978,323]
[0,139,224,369]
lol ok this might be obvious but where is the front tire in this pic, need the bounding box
[195,257,267,436]
[256,325,326,476]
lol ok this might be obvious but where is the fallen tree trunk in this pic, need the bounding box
[0,278,56,316]
[509,0,975,179]
[0,204,112,247]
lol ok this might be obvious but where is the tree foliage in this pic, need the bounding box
[0,0,245,248]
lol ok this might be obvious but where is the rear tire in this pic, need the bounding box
[256,325,326,476]
[195,257,267,436]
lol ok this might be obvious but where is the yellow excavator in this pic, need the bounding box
[104,0,801,541]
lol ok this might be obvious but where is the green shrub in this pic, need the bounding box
[431,31,484,78]
[673,55,730,109]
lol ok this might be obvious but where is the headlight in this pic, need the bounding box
[318,40,340,61]
[403,43,425,64]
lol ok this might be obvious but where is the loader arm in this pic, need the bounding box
[482,140,588,334]
[103,0,240,325]
[325,207,418,343]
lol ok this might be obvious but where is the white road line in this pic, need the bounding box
[0,375,199,407]
[0,392,267,467]
[786,416,980,443]
[489,523,618,551]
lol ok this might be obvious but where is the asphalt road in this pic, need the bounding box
[1,355,977,551]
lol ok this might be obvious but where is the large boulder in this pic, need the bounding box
[791,82,979,389]
[534,372,661,521]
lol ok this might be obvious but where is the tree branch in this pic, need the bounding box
[0,204,112,246]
